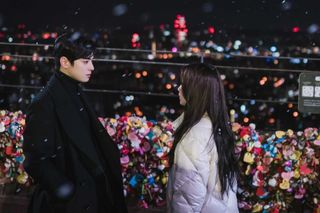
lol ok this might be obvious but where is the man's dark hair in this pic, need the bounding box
[53,32,95,69]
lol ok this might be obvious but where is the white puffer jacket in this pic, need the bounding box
[167,114,238,213]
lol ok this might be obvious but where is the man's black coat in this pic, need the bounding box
[23,73,128,213]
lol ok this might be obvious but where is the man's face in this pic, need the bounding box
[62,57,94,83]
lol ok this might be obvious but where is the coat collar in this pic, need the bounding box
[46,74,101,167]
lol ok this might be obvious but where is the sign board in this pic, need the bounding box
[298,72,320,114]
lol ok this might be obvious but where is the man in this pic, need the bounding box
[23,33,128,213]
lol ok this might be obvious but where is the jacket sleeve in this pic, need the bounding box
[23,98,74,201]
[173,133,211,213]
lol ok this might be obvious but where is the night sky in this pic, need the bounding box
[0,0,320,31]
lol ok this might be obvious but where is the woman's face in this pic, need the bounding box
[178,85,187,106]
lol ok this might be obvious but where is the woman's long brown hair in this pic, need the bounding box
[170,63,239,196]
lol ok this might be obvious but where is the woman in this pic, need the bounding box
[167,63,239,213]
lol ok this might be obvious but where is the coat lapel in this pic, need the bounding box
[46,75,100,167]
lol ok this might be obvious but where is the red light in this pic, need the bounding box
[10,65,17,72]
[17,24,26,29]
[174,14,187,30]
[42,33,50,40]
[131,33,140,43]
[292,27,300,33]
[2,55,11,61]
[208,26,215,34]
[131,32,141,48]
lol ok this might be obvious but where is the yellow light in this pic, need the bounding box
[259,80,266,86]
[268,118,275,124]
[135,73,141,79]
[136,111,143,116]
[142,70,148,77]
[169,73,176,80]
[274,78,285,88]
[165,84,172,90]
[230,109,236,123]
[191,47,200,53]
[228,83,235,90]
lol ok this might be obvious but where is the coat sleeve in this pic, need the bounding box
[173,133,211,213]
[23,98,74,201]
